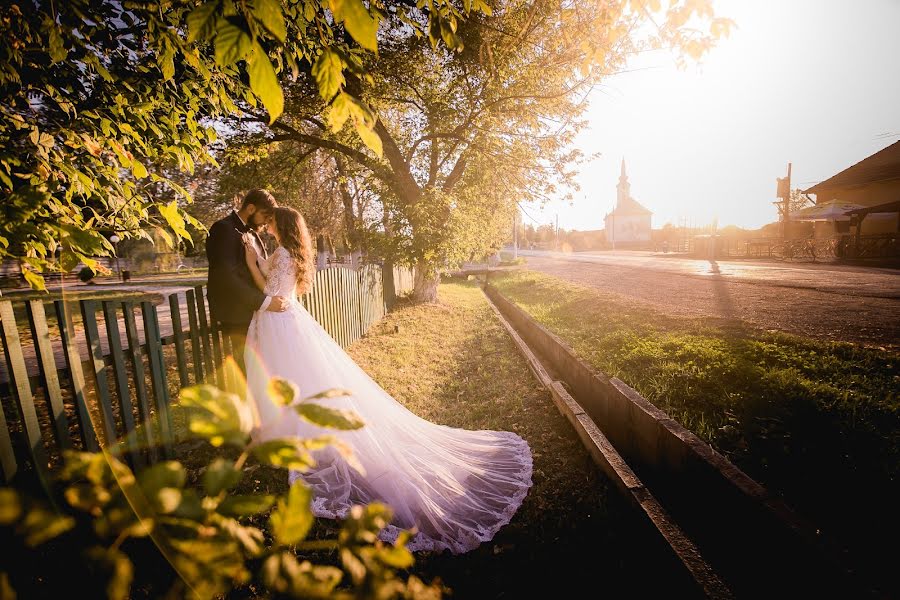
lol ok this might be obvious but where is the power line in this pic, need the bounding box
[516,201,543,225]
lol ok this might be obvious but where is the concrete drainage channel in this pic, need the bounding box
[481,282,875,599]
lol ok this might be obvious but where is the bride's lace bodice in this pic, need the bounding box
[262,246,297,298]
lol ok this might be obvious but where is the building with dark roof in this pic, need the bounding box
[803,140,900,237]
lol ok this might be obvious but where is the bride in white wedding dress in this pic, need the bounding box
[241,206,533,554]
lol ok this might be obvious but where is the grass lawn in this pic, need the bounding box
[488,269,899,587]
[169,280,693,598]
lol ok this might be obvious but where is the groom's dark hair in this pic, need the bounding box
[240,189,277,211]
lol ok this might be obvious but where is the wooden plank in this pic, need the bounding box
[334,269,344,347]
[26,300,70,450]
[319,270,328,327]
[185,288,203,383]
[168,294,189,388]
[141,302,174,458]
[193,286,213,382]
[80,300,118,447]
[220,327,234,392]
[122,302,156,460]
[0,301,49,474]
[102,301,135,434]
[55,301,98,452]
[334,269,343,344]
[206,290,225,390]
[0,386,16,481]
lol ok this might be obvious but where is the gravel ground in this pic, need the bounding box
[520,254,900,349]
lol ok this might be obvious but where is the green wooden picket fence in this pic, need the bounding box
[0,264,411,484]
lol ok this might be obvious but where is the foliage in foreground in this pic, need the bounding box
[1,0,490,289]
[0,380,441,599]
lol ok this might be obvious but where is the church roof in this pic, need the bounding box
[607,196,652,216]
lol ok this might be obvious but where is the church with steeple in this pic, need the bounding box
[604,159,652,246]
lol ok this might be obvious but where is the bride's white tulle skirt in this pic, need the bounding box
[245,300,533,554]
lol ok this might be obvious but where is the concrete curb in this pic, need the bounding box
[484,291,733,599]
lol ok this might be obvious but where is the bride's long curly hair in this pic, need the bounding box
[273,207,316,295]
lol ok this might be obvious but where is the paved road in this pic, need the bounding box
[515,250,900,348]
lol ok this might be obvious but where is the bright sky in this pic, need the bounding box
[524,0,900,232]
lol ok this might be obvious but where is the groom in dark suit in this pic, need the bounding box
[206,189,288,375]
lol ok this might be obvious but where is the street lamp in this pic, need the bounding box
[110,234,121,280]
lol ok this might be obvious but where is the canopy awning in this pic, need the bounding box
[792,200,865,221]
[843,199,900,217]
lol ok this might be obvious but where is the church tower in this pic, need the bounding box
[617,158,631,208]
[604,157,653,246]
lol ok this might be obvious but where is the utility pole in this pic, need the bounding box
[554,213,558,251]
[775,162,792,241]
[512,211,518,259]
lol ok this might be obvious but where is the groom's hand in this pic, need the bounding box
[266,296,288,312]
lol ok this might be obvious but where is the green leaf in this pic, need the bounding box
[252,0,287,42]
[20,506,75,546]
[137,461,186,495]
[354,120,383,157]
[158,201,190,241]
[21,267,46,292]
[64,483,112,512]
[187,2,219,43]
[328,0,379,52]
[132,160,148,179]
[269,482,313,546]
[247,43,284,124]
[268,377,299,406]
[251,439,316,471]
[295,403,365,430]
[311,49,345,102]
[214,18,252,66]
[373,545,414,568]
[305,388,353,401]
[152,488,183,514]
[59,250,80,273]
[0,489,22,525]
[46,22,67,63]
[177,384,254,447]
[202,458,243,496]
[218,494,275,518]
[159,43,175,81]
[327,92,351,132]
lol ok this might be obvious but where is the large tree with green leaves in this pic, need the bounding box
[0,0,486,289]
[226,0,731,301]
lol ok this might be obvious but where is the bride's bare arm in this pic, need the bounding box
[243,240,267,292]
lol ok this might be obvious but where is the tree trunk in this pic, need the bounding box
[411,259,440,303]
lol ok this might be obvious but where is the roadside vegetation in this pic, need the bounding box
[488,269,899,587]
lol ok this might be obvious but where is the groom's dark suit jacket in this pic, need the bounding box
[206,211,268,330]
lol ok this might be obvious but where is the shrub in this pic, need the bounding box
[0,380,442,600]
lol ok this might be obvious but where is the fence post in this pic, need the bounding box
[193,286,214,384]
[81,300,119,447]
[56,300,98,452]
[168,293,190,388]
[122,301,157,463]
[185,288,203,383]
[141,301,174,459]
[102,301,136,435]
[26,300,70,450]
